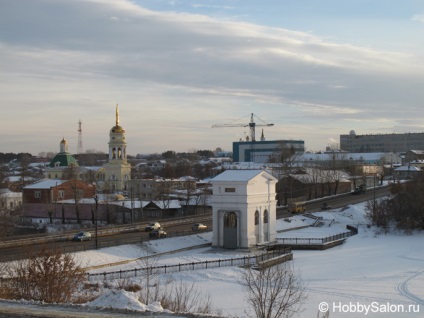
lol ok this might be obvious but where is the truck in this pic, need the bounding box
[288,201,306,214]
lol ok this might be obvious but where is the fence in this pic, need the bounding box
[276,225,358,245]
[86,247,291,282]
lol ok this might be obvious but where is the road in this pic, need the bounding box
[0,218,213,262]
[0,186,390,262]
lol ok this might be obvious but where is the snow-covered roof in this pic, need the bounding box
[408,150,424,155]
[394,165,421,172]
[0,189,22,198]
[211,169,274,182]
[24,179,67,189]
[299,152,395,163]
[116,200,181,210]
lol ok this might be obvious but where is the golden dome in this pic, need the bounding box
[111,125,125,133]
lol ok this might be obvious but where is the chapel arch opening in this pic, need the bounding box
[223,211,238,249]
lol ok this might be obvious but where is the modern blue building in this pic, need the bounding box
[232,140,305,163]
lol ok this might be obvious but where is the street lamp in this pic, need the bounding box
[93,194,99,249]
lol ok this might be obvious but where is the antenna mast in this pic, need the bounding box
[77,119,83,154]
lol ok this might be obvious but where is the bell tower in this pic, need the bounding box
[102,105,131,192]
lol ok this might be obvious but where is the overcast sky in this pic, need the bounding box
[1,0,424,156]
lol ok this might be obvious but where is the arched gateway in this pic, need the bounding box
[211,170,277,249]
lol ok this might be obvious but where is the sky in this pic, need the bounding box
[1,0,424,156]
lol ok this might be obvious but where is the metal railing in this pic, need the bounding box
[86,248,292,282]
[276,226,357,245]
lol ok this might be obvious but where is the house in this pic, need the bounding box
[394,165,422,180]
[22,179,96,224]
[127,178,197,201]
[276,168,352,205]
[0,189,22,214]
[404,150,424,164]
[211,169,277,249]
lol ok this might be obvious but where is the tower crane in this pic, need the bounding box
[212,113,274,142]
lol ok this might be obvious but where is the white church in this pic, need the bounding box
[211,169,278,249]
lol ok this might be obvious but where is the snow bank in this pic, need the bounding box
[87,289,168,313]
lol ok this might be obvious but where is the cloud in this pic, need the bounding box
[1,0,424,154]
[412,14,424,23]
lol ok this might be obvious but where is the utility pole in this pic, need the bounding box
[94,194,98,249]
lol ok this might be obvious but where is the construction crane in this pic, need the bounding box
[212,113,274,142]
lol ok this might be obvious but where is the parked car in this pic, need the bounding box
[321,203,332,210]
[192,223,208,231]
[72,231,91,241]
[149,229,167,238]
[145,222,161,232]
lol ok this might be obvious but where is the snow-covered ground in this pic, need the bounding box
[4,202,423,317]
[64,202,424,317]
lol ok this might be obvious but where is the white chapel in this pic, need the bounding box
[211,169,278,249]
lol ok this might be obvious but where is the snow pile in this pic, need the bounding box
[87,289,168,313]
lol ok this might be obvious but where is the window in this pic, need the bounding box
[264,210,269,223]
[225,188,236,193]
[34,191,41,198]
[58,190,65,198]
[255,210,259,225]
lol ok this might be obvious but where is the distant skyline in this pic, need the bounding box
[1,0,424,156]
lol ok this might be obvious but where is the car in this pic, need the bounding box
[145,222,161,232]
[321,203,332,210]
[352,184,367,195]
[192,223,208,231]
[149,229,167,238]
[72,231,91,241]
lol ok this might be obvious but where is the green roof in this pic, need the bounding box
[49,152,79,167]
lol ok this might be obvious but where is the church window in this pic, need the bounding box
[255,210,259,225]
[264,210,269,223]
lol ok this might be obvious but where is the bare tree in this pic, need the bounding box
[2,247,85,302]
[159,279,215,314]
[69,179,83,224]
[239,264,307,318]
[135,251,162,305]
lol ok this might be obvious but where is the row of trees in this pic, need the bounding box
[367,174,424,232]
